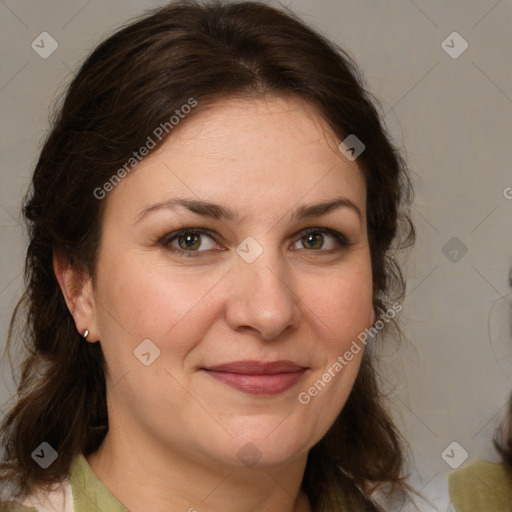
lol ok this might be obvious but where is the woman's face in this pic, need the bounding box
[84,95,374,469]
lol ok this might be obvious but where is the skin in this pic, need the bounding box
[55,95,375,512]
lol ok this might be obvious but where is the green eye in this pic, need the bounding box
[301,232,324,250]
[292,228,351,251]
[159,226,351,259]
[176,232,203,251]
[161,228,219,257]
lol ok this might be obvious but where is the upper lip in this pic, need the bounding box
[203,360,307,375]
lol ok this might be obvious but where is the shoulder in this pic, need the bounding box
[7,452,127,512]
[20,479,73,512]
[0,504,39,512]
[448,457,511,489]
[401,471,455,512]
[3,467,74,512]
[448,458,512,511]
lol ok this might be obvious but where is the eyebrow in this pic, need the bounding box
[136,196,362,223]
[292,197,362,222]
[136,198,240,223]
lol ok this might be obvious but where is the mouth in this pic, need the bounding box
[202,360,308,395]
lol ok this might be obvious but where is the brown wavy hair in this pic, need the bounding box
[494,394,512,470]
[492,270,512,471]
[0,1,415,509]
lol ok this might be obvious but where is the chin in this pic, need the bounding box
[205,425,312,470]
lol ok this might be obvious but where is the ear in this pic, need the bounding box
[53,250,99,343]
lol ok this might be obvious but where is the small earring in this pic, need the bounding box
[82,329,89,340]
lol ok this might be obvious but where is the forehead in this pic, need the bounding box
[169,95,343,162]
[103,94,366,223]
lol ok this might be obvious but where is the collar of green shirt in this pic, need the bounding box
[69,453,129,512]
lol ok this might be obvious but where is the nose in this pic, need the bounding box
[225,251,302,341]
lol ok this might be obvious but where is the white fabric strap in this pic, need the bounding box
[22,479,74,512]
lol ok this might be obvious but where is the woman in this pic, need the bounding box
[447,398,511,511]
[447,270,512,511]
[0,1,416,510]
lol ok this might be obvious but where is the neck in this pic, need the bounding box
[86,430,311,512]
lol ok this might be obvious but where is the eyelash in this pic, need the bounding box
[158,227,352,258]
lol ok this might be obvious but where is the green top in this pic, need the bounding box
[3,453,129,512]
[448,458,512,512]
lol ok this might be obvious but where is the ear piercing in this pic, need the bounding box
[82,329,89,340]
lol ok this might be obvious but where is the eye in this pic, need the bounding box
[291,227,351,252]
[159,228,222,257]
[158,226,351,258]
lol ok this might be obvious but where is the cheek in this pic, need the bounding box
[295,262,372,410]
[303,264,373,345]
[93,251,229,363]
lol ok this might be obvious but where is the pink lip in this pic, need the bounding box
[203,360,307,395]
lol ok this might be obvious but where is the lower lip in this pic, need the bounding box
[204,369,306,395]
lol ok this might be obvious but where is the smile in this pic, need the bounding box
[202,361,308,395]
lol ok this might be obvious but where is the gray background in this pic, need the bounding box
[1,0,511,496]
